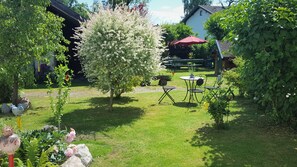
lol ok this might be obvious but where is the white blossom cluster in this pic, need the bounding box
[74,5,164,94]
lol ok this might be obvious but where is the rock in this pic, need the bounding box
[42,125,58,131]
[1,103,11,114]
[61,144,92,167]
[17,97,30,110]
[11,105,24,116]
[17,103,29,110]
[75,144,93,167]
[60,156,85,167]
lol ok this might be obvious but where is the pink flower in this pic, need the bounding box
[65,128,76,143]
[64,147,74,157]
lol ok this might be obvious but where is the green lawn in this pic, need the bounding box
[1,69,297,166]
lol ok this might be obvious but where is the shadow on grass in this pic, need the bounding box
[88,96,138,107]
[49,96,143,135]
[173,102,198,108]
[25,79,91,89]
[189,97,297,166]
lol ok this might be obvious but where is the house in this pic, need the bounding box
[182,5,224,39]
[35,0,85,81]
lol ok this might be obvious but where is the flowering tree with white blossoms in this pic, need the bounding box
[74,5,164,110]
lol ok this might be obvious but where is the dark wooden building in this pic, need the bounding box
[48,0,85,78]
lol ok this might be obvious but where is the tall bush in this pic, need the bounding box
[224,0,297,124]
[74,5,164,110]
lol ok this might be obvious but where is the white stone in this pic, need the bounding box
[60,156,85,167]
[75,144,93,167]
[18,102,29,110]
[11,105,24,116]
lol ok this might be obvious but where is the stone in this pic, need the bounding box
[18,103,29,110]
[1,103,10,114]
[11,105,24,116]
[17,97,30,110]
[61,156,85,167]
[75,144,93,166]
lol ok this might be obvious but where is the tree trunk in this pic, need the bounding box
[12,74,19,105]
[109,87,114,111]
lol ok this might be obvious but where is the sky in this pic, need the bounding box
[77,0,223,25]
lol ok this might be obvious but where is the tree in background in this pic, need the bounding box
[218,0,239,8]
[74,5,164,110]
[0,1,67,105]
[204,10,229,40]
[59,0,90,18]
[161,23,195,59]
[223,0,297,125]
[182,0,212,15]
[162,23,195,45]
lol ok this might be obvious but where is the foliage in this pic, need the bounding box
[47,65,71,131]
[13,128,67,166]
[74,5,164,110]
[223,56,245,96]
[59,0,90,19]
[192,39,216,60]
[204,82,233,129]
[218,0,240,8]
[104,0,150,9]
[162,23,195,45]
[223,0,297,125]
[204,10,229,40]
[0,68,12,103]
[161,23,195,59]
[182,0,212,15]
[0,0,67,105]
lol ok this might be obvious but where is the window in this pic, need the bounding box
[200,10,203,16]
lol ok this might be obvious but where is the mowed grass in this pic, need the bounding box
[1,69,297,166]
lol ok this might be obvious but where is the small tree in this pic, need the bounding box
[75,5,164,110]
[47,64,71,131]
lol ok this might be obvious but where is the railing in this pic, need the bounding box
[162,59,206,69]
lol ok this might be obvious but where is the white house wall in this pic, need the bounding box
[185,8,210,39]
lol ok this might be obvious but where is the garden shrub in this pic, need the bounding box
[204,82,233,129]
[222,0,297,125]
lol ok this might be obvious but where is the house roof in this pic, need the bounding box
[49,0,84,26]
[216,40,234,59]
[182,5,224,23]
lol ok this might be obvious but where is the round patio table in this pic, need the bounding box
[180,76,203,103]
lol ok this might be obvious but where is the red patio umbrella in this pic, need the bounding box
[174,36,207,46]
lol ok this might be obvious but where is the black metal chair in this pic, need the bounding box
[190,78,205,103]
[204,74,222,99]
[158,78,176,104]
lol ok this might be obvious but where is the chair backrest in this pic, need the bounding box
[196,78,204,86]
[158,78,167,86]
[205,74,222,87]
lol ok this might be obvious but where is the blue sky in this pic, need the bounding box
[77,0,223,24]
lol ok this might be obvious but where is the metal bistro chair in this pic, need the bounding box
[190,78,205,103]
[158,78,176,104]
[204,74,222,99]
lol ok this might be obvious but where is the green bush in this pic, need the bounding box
[204,83,233,129]
[223,0,297,125]
[224,56,245,96]
[15,127,67,166]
